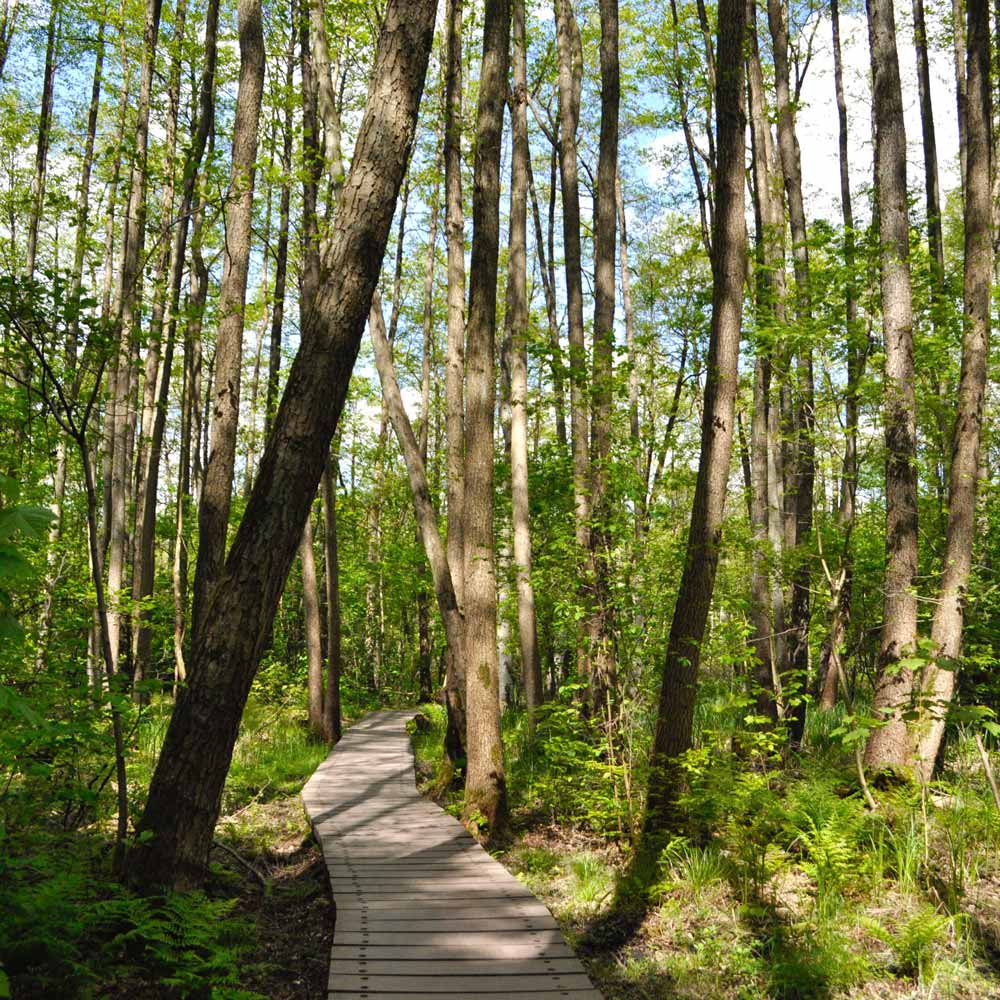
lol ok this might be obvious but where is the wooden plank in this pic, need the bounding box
[334,918,561,933]
[328,959,585,975]
[302,710,600,999]
[327,974,596,992]
[329,992,604,1000]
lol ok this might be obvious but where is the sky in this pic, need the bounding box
[646,3,963,228]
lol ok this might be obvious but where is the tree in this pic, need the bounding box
[644,0,747,830]
[191,0,265,644]
[124,0,438,889]
[463,0,510,837]
[916,0,992,778]
[506,0,542,729]
[863,0,921,776]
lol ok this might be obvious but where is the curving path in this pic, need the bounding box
[302,710,602,999]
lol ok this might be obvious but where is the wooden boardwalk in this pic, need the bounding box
[302,710,602,999]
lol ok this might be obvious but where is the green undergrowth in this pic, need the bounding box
[1,692,337,999]
[409,694,1000,999]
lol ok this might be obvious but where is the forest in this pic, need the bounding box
[1,0,999,995]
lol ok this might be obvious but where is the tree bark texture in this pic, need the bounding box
[463,0,510,837]
[645,0,747,831]
[863,0,921,775]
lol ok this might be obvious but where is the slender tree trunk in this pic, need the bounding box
[132,0,188,691]
[443,0,467,761]
[265,22,295,437]
[863,0,920,775]
[766,0,814,745]
[301,512,324,736]
[417,143,441,705]
[587,0,620,718]
[126,0,437,890]
[619,172,640,522]
[463,0,509,837]
[644,0,747,829]
[107,0,163,673]
[818,0,864,711]
[507,0,543,730]
[913,0,953,523]
[321,456,342,743]
[370,292,466,719]
[555,0,591,624]
[191,0,265,643]
[24,4,57,278]
[917,0,991,777]
[746,5,788,721]
[954,0,969,188]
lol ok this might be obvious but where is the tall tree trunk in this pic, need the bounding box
[126,0,437,891]
[588,0,620,719]
[321,455,342,743]
[766,0,814,745]
[417,144,441,704]
[264,21,295,437]
[508,0,542,730]
[301,512,324,736]
[913,0,953,524]
[746,4,787,722]
[191,0,265,643]
[619,172,640,524]
[527,156,567,448]
[818,0,864,711]
[132,0,188,692]
[24,4,57,278]
[443,0,467,761]
[463,0,509,837]
[107,0,163,673]
[916,0,991,778]
[555,0,592,677]
[644,0,747,830]
[953,0,969,189]
[863,0,920,775]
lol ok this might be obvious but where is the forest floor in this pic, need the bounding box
[2,694,339,999]
[409,704,1000,1000]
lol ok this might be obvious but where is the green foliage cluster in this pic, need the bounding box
[0,840,262,999]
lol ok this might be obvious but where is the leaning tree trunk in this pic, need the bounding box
[644,0,747,832]
[124,0,437,891]
[191,0,265,644]
[916,0,991,779]
[463,0,510,838]
[369,292,466,716]
[863,0,920,776]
